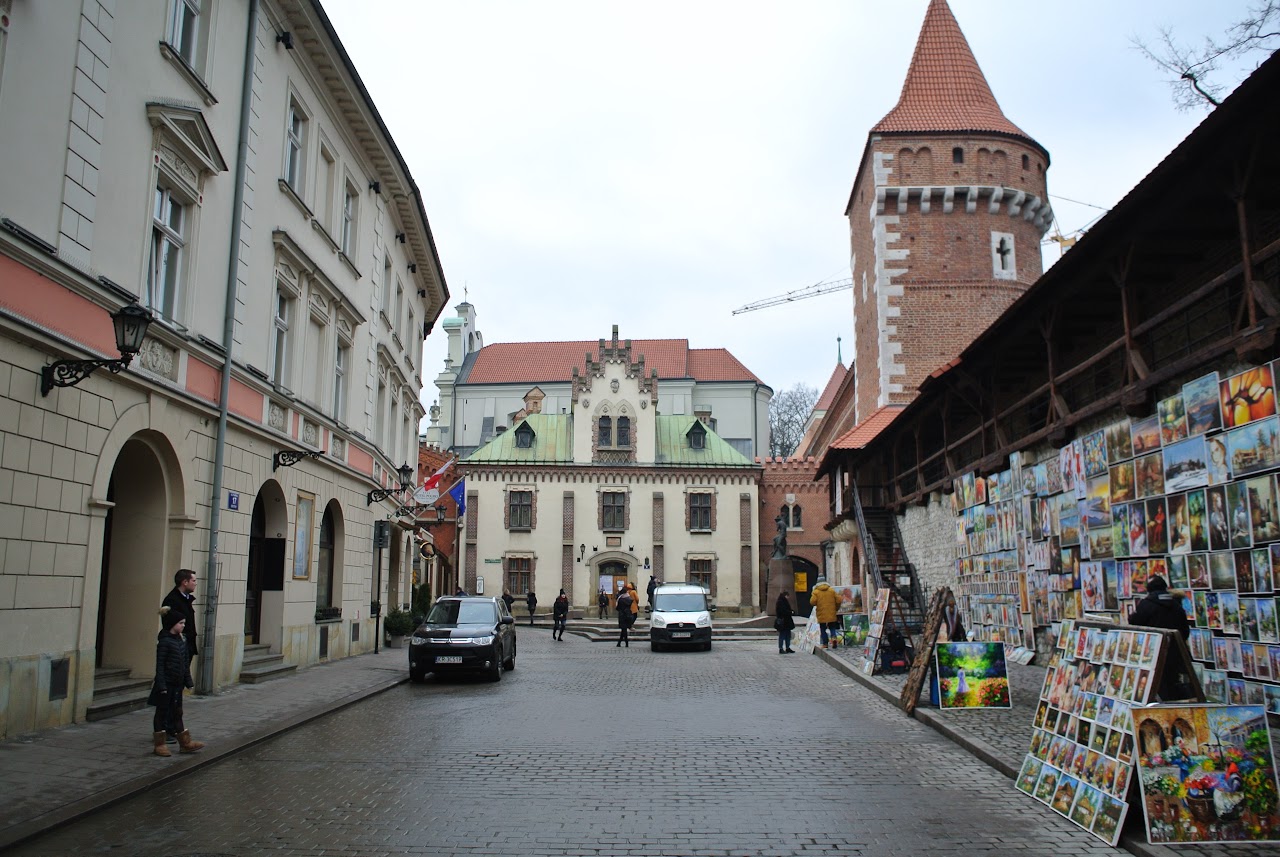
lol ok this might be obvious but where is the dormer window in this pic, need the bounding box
[688,421,707,450]
[514,423,534,449]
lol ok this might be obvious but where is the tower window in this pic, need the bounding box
[952,147,964,164]
[1021,154,1030,170]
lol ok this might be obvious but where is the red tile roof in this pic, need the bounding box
[871,0,1038,147]
[462,339,764,385]
[814,363,848,412]
[830,405,905,450]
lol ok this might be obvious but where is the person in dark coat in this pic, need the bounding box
[552,589,569,640]
[1128,575,1190,639]
[160,569,198,668]
[501,591,515,613]
[774,591,796,654]
[526,591,538,626]
[646,575,657,609]
[597,589,609,620]
[148,606,203,756]
[615,587,634,647]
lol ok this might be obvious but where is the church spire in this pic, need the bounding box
[872,0,1039,148]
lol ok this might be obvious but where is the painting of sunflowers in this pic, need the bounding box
[1134,704,1280,843]
[934,641,1011,709]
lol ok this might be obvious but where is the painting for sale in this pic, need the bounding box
[1184,372,1224,437]
[1159,393,1190,445]
[934,642,1011,709]
[1134,704,1280,844]
[1221,366,1277,429]
[1132,414,1162,456]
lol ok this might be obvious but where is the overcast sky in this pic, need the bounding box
[323,1,1261,422]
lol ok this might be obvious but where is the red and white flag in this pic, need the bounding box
[420,458,453,492]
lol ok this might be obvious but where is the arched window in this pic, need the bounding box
[598,416,612,447]
[1021,154,1030,170]
[952,147,964,164]
[317,505,335,609]
[617,416,631,447]
[789,505,802,527]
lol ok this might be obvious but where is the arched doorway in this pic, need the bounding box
[316,501,345,618]
[246,481,287,649]
[791,556,819,615]
[597,560,631,610]
[95,433,184,675]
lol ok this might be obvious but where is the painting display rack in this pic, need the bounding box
[860,588,915,676]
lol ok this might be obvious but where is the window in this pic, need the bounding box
[333,343,348,420]
[1021,154,1030,170]
[603,491,625,530]
[514,424,534,448]
[405,307,415,348]
[394,279,404,334]
[375,378,386,448]
[505,557,531,595]
[688,422,707,450]
[952,147,964,164]
[284,100,306,194]
[508,490,532,529]
[689,493,712,531]
[317,144,337,229]
[598,416,612,447]
[271,290,293,386]
[168,0,202,68]
[341,182,357,256]
[617,416,630,447]
[146,186,186,319]
[316,506,335,610]
[789,505,802,528]
[381,255,393,319]
[0,2,10,94]
[689,559,713,592]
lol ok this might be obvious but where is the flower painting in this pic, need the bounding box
[935,641,1011,709]
[1134,704,1280,844]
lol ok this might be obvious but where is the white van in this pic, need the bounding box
[646,582,715,651]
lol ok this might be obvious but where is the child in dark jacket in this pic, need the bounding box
[149,606,204,756]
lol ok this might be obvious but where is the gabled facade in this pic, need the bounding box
[458,328,762,615]
[0,0,447,738]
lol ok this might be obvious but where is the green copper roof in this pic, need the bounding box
[463,414,755,468]
[464,414,573,464]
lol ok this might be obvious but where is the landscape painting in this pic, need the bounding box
[1183,372,1224,437]
[935,641,1011,709]
[1164,436,1209,492]
[1226,415,1279,478]
[1132,415,1163,455]
[1134,704,1280,844]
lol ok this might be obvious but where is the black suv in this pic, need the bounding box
[408,596,517,682]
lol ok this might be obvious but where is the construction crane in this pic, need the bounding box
[731,277,853,315]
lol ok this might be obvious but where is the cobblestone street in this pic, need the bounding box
[10,632,1121,856]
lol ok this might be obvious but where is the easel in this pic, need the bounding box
[900,587,955,714]
[862,587,917,676]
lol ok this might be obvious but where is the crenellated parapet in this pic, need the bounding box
[874,185,1053,234]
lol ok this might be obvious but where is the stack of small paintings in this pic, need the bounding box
[1133,704,1280,844]
[951,364,1280,712]
[1015,620,1162,845]
[860,589,892,676]
[934,641,1011,709]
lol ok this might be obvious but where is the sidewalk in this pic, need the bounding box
[817,643,1280,857]
[0,646,408,852]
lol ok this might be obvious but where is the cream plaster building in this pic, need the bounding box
[0,0,447,738]
[455,328,763,616]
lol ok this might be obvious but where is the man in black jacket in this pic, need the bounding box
[161,569,199,667]
[1128,575,1190,639]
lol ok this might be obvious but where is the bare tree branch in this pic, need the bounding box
[1132,2,1278,111]
[768,383,819,459]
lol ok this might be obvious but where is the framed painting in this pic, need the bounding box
[934,641,1011,709]
[293,490,314,580]
[1133,704,1280,844]
[1109,460,1136,504]
[1207,487,1230,551]
[1228,480,1254,549]
[1163,435,1209,492]
[1221,365,1277,429]
[1135,451,1166,499]
[1158,393,1189,445]
[1083,430,1109,478]
[1106,418,1134,463]
[1207,434,1231,485]
[1226,415,1279,477]
[1247,475,1280,544]
[1131,415,1162,456]
[1183,372,1224,436]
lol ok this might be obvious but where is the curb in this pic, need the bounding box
[0,674,408,853]
[812,648,1171,857]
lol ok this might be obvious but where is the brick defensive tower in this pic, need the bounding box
[847,0,1052,422]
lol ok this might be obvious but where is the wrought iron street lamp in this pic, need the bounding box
[41,303,153,396]
[367,462,414,505]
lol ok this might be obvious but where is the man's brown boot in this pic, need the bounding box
[153,731,171,757]
[178,730,205,753]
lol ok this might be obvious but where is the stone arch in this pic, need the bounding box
[93,427,190,678]
[898,147,914,180]
[1138,718,1168,756]
[316,500,345,614]
[246,479,289,652]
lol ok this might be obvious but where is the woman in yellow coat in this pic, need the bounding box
[626,583,640,622]
[809,577,841,649]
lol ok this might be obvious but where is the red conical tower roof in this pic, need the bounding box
[872,0,1041,150]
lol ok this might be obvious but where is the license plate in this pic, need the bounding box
[671,632,691,638]
[436,655,463,664]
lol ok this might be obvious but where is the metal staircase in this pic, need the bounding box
[851,491,927,632]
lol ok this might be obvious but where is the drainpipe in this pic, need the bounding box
[198,0,259,694]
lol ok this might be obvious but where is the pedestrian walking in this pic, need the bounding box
[148,607,203,757]
[501,590,515,613]
[810,576,841,649]
[552,589,569,640]
[646,574,657,609]
[626,582,640,625]
[615,587,634,647]
[526,591,538,626]
[597,589,609,620]
[160,569,198,669]
[774,591,796,654]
